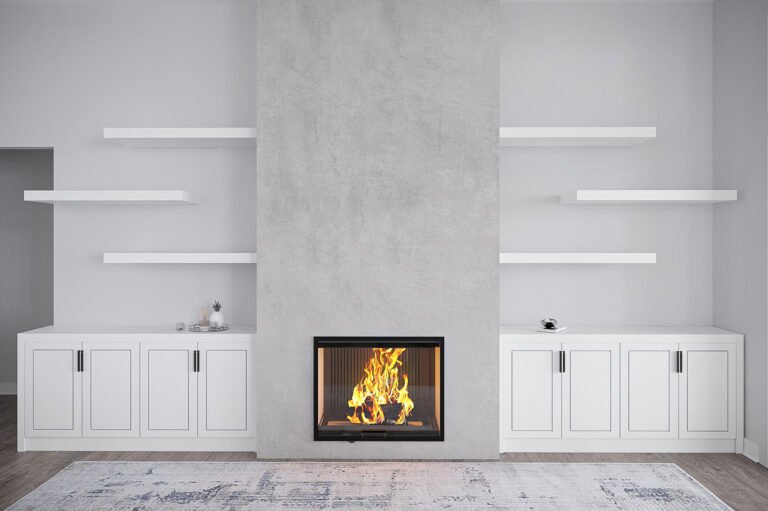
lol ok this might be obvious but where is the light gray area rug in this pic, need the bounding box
[8,462,731,511]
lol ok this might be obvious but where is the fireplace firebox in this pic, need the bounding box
[314,337,444,441]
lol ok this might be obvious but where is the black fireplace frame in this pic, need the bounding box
[314,336,444,442]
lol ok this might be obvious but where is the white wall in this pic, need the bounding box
[0,0,258,328]
[500,1,714,326]
[712,0,768,466]
[0,150,53,392]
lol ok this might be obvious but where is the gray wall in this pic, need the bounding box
[713,0,768,465]
[0,150,53,391]
[0,0,258,328]
[500,1,714,326]
[255,0,499,459]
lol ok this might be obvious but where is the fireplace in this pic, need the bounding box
[314,337,444,441]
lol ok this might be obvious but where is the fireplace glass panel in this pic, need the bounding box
[314,337,443,441]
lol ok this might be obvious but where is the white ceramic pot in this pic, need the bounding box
[210,311,224,328]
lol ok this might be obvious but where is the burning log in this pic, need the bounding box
[381,403,403,425]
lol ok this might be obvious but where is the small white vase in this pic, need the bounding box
[210,311,224,328]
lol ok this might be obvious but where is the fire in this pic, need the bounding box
[347,348,414,425]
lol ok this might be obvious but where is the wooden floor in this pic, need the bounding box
[0,395,766,510]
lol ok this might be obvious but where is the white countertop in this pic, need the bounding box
[501,325,742,338]
[19,325,257,337]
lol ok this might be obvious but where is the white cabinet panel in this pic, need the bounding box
[501,342,561,438]
[621,343,678,438]
[141,342,197,437]
[83,343,139,437]
[563,343,619,438]
[198,342,253,437]
[24,343,81,437]
[679,343,736,439]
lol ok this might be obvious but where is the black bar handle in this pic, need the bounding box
[558,351,565,373]
[678,351,683,373]
[193,350,200,373]
[76,350,83,372]
[562,351,566,373]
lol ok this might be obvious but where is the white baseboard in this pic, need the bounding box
[743,438,760,463]
[0,381,17,395]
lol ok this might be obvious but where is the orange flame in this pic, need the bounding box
[347,347,414,425]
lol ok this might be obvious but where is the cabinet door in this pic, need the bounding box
[501,342,561,438]
[562,342,619,438]
[140,342,197,437]
[83,342,139,437]
[198,342,253,437]
[24,342,82,437]
[620,343,678,438]
[679,343,736,439]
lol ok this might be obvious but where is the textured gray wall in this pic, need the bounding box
[500,2,714,326]
[0,0,258,327]
[256,0,499,459]
[712,0,768,465]
[0,150,53,390]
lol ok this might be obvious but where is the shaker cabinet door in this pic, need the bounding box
[620,343,678,439]
[24,342,82,437]
[141,342,197,437]
[679,343,736,439]
[83,342,139,437]
[501,342,562,438]
[198,342,253,437]
[562,342,619,438]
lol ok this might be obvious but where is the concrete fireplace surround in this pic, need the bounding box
[255,0,499,459]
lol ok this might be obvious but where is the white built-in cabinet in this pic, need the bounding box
[621,343,737,440]
[500,327,744,453]
[18,327,256,452]
[502,342,619,440]
[140,341,254,438]
[24,342,138,439]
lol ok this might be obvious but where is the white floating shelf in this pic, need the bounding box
[561,190,738,205]
[103,128,257,147]
[25,190,196,205]
[500,253,657,264]
[499,127,656,147]
[104,253,257,264]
